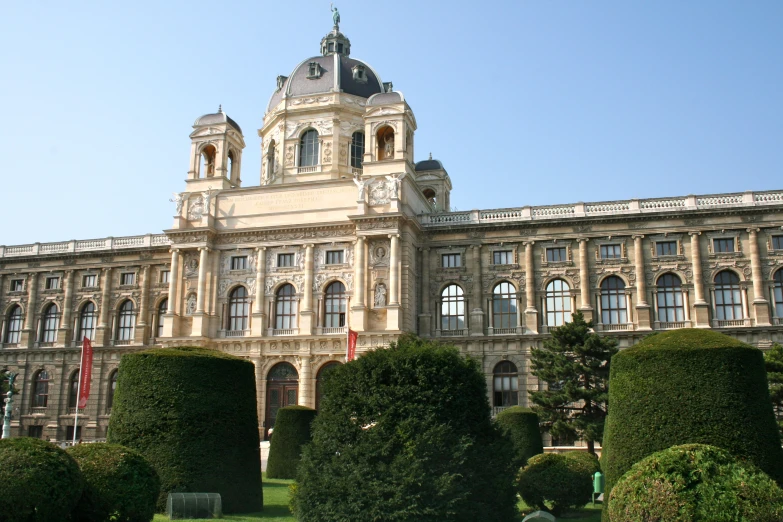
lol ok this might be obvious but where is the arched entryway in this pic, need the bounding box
[265,362,299,440]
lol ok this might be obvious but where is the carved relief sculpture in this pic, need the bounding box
[170,193,185,215]
[353,174,368,201]
[374,283,387,307]
[185,294,197,315]
[385,173,405,199]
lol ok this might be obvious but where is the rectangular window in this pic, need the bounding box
[600,244,622,259]
[10,279,24,292]
[326,251,344,265]
[714,238,736,253]
[656,241,678,256]
[66,426,82,442]
[442,253,461,268]
[45,277,60,290]
[231,256,248,270]
[82,274,97,288]
[120,273,135,286]
[278,253,295,267]
[27,426,43,439]
[493,251,513,265]
[546,247,567,262]
[160,270,170,284]
[772,236,783,250]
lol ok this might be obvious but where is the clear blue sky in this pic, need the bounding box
[1,1,781,246]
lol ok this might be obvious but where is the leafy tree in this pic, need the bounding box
[529,311,618,454]
[764,343,783,435]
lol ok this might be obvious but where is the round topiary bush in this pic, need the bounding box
[495,406,544,469]
[602,328,783,511]
[68,442,160,522]
[0,437,84,522]
[607,444,783,521]
[266,405,317,479]
[564,451,601,476]
[292,334,518,522]
[516,452,593,516]
[107,347,262,513]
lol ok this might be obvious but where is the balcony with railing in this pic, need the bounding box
[34,342,55,348]
[489,327,522,336]
[219,329,250,338]
[112,339,133,346]
[67,408,85,415]
[271,328,299,336]
[774,317,783,326]
[318,326,347,335]
[594,323,635,332]
[297,165,320,174]
[437,329,468,337]
[654,320,692,330]
[0,233,171,259]
[712,318,754,328]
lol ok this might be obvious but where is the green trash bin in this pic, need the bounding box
[593,471,604,504]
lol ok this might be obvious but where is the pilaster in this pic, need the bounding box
[524,241,538,334]
[577,239,593,322]
[689,232,710,327]
[386,234,401,330]
[95,268,112,346]
[350,237,367,331]
[59,270,75,345]
[162,249,180,337]
[20,272,38,348]
[418,247,432,337]
[191,247,210,337]
[469,244,484,336]
[748,228,771,326]
[251,247,267,336]
[299,244,315,335]
[633,235,652,330]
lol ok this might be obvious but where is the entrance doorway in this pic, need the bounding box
[265,362,299,440]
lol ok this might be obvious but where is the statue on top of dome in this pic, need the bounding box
[330,3,340,28]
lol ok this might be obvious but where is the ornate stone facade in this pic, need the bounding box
[2,25,783,443]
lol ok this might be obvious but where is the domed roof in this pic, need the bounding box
[266,28,385,113]
[193,106,242,134]
[415,157,445,172]
[368,91,403,106]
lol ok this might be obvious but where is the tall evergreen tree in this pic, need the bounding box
[529,311,618,454]
[764,343,783,435]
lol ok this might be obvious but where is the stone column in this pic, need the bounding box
[163,249,179,337]
[418,247,432,337]
[20,273,38,348]
[633,235,652,330]
[387,234,401,330]
[96,268,112,346]
[689,232,710,327]
[748,228,771,325]
[60,270,75,345]
[196,248,209,313]
[577,239,593,321]
[298,355,312,408]
[300,244,315,334]
[524,241,539,333]
[251,247,267,336]
[469,245,484,336]
[136,266,150,344]
[350,238,367,331]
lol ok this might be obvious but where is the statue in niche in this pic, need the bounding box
[385,173,405,199]
[353,174,368,201]
[383,132,394,160]
[374,283,387,307]
[170,193,185,215]
[185,294,197,315]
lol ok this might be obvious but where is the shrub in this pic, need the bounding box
[564,451,601,476]
[266,405,317,479]
[608,444,783,521]
[68,442,160,522]
[107,346,262,513]
[292,334,517,522]
[601,328,783,513]
[495,406,544,469]
[516,452,592,516]
[0,437,84,522]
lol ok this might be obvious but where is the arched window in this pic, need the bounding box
[656,274,685,323]
[77,302,97,342]
[350,132,364,168]
[493,361,519,408]
[275,284,297,329]
[228,287,249,332]
[107,370,118,411]
[68,370,80,409]
[492,282,517,329]
[299,130,319,167]
[440,285,465,332]
[156,298,168,338]
[774,270,783,319]
[228,149,236,181]
[545,279,572,327]
[40,303,59,343]
[117,300,135,341]
[4,306,22,344]
[200,144,216,178]
[324,282,346,328]
[600,276,627,325]
[32,370,50,408]
[316,361,342,410]
[714,270,743,320]
[266,140,276,177]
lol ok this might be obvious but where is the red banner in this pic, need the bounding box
[78,337,94,408]
[347,329,358,361]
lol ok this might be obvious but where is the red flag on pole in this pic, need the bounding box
[346,329,358,361]
[78,337,94,408]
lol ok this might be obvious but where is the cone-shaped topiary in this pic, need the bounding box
[266,405,317,479]
[495,406,544,469]
[68,442,160,522]
[107,346,262,513]
[0,437,84,522]
[607,444,783,521]
[601,329,783,515]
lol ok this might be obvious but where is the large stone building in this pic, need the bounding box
[2,23,783,443]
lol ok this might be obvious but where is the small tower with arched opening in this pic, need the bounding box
[413,154,452,213]
[187,106,246,191]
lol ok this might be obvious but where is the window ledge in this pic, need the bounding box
[596,258,629,265]
[541,261,573,268]
[651,255,686,262]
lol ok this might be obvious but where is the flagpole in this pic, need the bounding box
[73,337,85,446]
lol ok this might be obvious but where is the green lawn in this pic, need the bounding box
[152,475,602,522]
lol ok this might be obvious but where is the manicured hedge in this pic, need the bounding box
[0,437,84,522]
[495,406,544,469]
[292,334,518,522]
[266,405,317,479]
[516,452,593,517]
[564,451,601,476]
[107,347,262,513]
[608,444,783,521]
[601,329,783,513]
[68,442,160,522]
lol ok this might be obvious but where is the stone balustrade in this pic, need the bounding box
[0,234,171,258]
